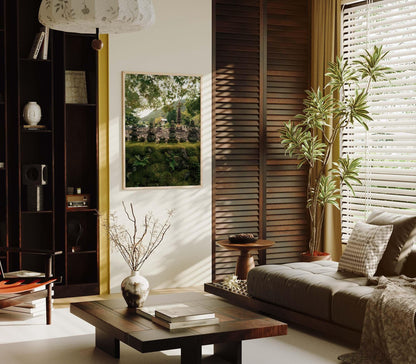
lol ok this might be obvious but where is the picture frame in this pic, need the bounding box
[65,70,88,104]
[122,72,202,188]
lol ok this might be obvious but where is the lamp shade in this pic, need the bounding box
[38,0,155,34]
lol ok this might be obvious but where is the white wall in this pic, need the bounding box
[108,0,212,291]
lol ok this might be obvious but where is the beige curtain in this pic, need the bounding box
[311,0,342,260]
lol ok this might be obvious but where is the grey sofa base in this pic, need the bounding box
[204,282,361,347]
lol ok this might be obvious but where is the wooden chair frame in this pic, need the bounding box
[0,248,62,324]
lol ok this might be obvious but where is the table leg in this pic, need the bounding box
[96,328,120,358]
[181,344,202,364]
[236,250,255,280]
[214,341,242,364]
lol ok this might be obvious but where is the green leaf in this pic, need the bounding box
[353,45,391,82]
[325,56,358,91]
[317,176,341,208]
[343,90,372,129]
[301,88,334,131]
[334,156,362,195]
[279,121,312,167]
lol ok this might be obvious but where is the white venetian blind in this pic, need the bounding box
[341,0,416,242]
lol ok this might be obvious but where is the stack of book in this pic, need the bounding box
[138,303,219,330]
[0,270,52,317]
[0,296,47,317]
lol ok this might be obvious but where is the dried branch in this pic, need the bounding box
[104,203,174,272]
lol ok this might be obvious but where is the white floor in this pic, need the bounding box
[0,305,353,364]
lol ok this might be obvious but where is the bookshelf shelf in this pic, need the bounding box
[67,250,97,255]
[20,58,52,63]
[67,208,98,213]
[66,103,96,107]
[21,210,53,214]
[21,128,52,133]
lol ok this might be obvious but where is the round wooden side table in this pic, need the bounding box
[217,239,274,280]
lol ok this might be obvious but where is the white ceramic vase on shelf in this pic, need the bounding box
[23,101,42,126]
[121,271,150,308]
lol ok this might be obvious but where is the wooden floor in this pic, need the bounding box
[54,286,205,308]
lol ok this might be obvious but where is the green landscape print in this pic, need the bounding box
[124,73,201,188]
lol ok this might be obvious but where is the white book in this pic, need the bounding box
[1,304,46,314]
[152,316,219,330]
[28,31,45,59]
[40,26,49,60]
[137,303,189,320]
[15,299,48,309]
[1,306,48,317]
[155,305,215,322]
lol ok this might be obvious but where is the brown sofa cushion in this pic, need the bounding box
[247,261,368,326]
[332,285,374,331]
[366,210,416,276]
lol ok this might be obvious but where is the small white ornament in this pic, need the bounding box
[23,101,42,125]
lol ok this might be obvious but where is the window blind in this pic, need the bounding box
[341,0,416,242]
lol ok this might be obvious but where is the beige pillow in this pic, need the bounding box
[339,222,393,277]
[367,210,416,276]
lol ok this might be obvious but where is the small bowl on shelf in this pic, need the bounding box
[228,233,258,244]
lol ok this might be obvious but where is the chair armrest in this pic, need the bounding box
[0,248,62,279]
[0,248,62,256]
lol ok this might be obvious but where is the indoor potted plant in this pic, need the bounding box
[106,202,174,307]
[280,46,389,260]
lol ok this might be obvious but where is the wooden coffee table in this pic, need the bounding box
[70,292,287,364]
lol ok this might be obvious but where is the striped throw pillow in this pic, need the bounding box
[339,222,393,277]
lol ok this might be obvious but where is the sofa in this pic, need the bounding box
[245,210,416,346]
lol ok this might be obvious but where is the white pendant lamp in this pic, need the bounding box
[38,0,155,50]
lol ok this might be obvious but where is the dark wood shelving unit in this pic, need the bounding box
[0,0,99,298]
[0,0,6,270]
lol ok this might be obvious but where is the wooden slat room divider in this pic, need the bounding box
[212,0,310,280]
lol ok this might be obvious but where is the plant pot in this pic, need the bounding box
[121,271,150,308]
[300,252,332,262]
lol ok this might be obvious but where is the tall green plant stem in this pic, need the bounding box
[309,122,342,254]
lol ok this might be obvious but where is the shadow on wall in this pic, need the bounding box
[109,187,212,291]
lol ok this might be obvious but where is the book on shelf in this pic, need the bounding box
[151,316,219,330]
[28,31,45,60]
[1,301,46,313]
[40,26,49,60]
[1,302,48,316]
[0,295,51,316]
[0,298,46,308]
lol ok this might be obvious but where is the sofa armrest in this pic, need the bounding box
[401,248,416,277]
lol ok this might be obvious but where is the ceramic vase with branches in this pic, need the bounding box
[280,46,390,256]
[106,202,174,308]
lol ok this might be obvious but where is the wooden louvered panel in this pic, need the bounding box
[213,0,261,279]
[212,0,309,279]
[265,0,309,265]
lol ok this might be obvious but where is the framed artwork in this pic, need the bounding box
[65,70,88,104]
[122,72,201,188]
